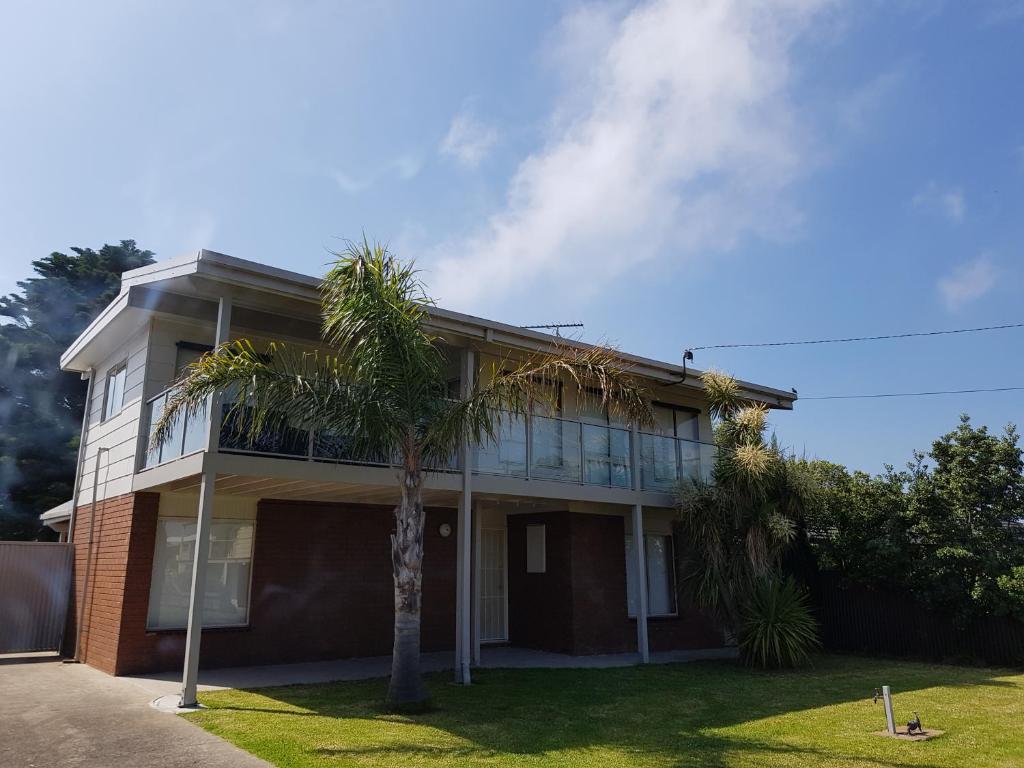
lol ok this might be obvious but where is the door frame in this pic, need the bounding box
[478,521,509,643]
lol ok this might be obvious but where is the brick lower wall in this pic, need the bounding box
[568,513,634,654]
[71,492,717,675]
[507,510,725,656]
[112,498,458,675]
[507,512,574,653]
[63,492,160,674]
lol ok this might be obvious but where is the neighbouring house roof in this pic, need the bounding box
[59,249,798,409]
[40,500,72,526]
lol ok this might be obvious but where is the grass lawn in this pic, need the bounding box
[184,654,1024,768]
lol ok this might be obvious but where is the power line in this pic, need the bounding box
[800,386,1024,401]
[688,321,1024,351]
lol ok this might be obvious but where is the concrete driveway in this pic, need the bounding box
[0,656,270,768]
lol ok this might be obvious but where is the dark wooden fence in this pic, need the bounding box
[813,572,1024,667]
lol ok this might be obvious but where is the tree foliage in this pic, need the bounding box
[0,241,155,539]
[803,414,1024,620]
[676,371,819,666]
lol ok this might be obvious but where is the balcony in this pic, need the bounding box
[141,390,716,492]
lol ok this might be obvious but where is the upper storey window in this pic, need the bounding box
[103,362,127,421]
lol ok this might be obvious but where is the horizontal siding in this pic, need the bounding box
[76,325,150,507]
[145,318,216,399]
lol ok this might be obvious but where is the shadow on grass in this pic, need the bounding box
[195,655,1021,768]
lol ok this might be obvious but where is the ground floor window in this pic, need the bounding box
[625,533,677,617]
[146,518,256,630]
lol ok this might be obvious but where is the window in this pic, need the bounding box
[652,403,699,440]
[146,517,255,630]
[579,394,631,487]
[175,341,212,377]
[103,362,128,420]
[530,378,563,468]
[625,533,677,617]
[643,404,703,488]
[526,524,546,573]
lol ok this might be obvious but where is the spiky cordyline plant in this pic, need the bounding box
[739,576,820,668]
[676,371,816,663]
[153,239,651,709]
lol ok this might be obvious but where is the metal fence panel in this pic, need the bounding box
[0,542,73,654]
[815,571,1024,667]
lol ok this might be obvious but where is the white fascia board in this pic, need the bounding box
[59,290,131,371]
[119,251,203,289]
[39,499,73,523]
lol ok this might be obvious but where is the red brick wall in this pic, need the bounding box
[64,492,160,674]
[507,510,725,656]
[112,498,458,675]
[567,513,633,654]
[507,512,575,653]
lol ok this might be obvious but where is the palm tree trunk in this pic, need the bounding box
[386,465,430,710]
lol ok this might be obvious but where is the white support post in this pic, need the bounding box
[882,685,896,735]
[471,504,481,666]
[179,296,232,708]
[632,503,650,663]
[629,423,649,663]
[454,347,475,684]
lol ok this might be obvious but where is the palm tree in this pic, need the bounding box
[675,370,814,634]
[154,240,651,709]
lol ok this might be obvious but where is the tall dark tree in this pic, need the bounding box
[0,241,155,539]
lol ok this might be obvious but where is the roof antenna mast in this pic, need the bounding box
[521,322,584,338]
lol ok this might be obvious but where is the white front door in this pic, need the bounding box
[479,526,508,642]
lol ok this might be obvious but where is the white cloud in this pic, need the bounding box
[836,67,906,135]
[331,153,422,195]
[426,0,830,312]
[913,181,966,223]
[440,112,498,168]
[938,254,997,310]
[981,0,1024,26]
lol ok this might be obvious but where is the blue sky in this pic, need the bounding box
[2,0,1022,472]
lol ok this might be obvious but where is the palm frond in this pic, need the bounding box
[319,239,446,433]
[420,342,653,465]
[152,340,389,456]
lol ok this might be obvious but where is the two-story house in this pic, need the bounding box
[42,250,796,687]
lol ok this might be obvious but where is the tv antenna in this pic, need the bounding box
[521,322,584,338]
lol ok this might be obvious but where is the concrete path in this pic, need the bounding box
[0,657,270,768]
[128,645,738,699]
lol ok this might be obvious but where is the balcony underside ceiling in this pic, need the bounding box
[158,472,463,507]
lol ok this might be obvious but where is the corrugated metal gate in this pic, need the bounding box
[0,542,73,654]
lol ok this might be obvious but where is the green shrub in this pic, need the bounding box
[739,577,820,668]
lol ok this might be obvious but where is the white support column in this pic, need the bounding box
[471,504,481,666]
[630,423,649,663]
[632,503,650,664]
[179,296,232,708]
[454,347,475,684]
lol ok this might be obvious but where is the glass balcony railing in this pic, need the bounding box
[140,390,715,491]
[141,388,208,469]
[639,432,716,490]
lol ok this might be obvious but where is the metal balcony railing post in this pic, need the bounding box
[578,420,585,484]
[525,412,532,480]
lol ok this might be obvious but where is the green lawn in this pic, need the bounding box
[184,655,1024,768]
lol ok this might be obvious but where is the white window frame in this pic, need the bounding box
[145,516,256,631]
[102,361,128,421]
[625,532,678,618]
